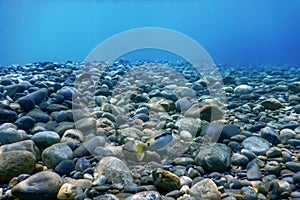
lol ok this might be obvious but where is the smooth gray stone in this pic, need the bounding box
[246,161,262,180]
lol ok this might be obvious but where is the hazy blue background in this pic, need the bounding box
[1,0,300,66]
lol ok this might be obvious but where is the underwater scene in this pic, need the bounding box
[0,1,300,200]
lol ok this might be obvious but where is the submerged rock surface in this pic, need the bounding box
[0,61,299,199]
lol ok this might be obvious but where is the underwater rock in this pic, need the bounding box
[125,191,161,200]
[15,116,36,130]
[189,178,221,199]
[0,150,36,183]
[31,131,61,149]
[42,143,73,168]
[260,127,281,145]
[11,171,63,200]
[242,136,270,155]
[184,104,223,122]
[152,168,180,191]
[261,98,284,110]
[94,156,133,189]
[27,108,51,123]
[18,88,48,112]
[54,159,75,175]
[234,84,253,94]
[0,139,40,158]
[0,127,23,145]
[246,161,262,180]
[195,143,231,171]
[175,117,201,136]
[0,108,18,122]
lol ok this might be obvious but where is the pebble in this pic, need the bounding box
[260,127,281,145]
[42,143,73,168]
[18,88,48,112]
[75,157,92,172]
[94,156,133,189]
[152,168,180,191]
[0,108,18,122]
[61,129,84,146]
[234,84,253,94]
[0,150,36,183]
[218,124,240,142]
[286,161,300,172]
[242,136,270,155]
[174,157,194,166]
[125,191,161,200]
[265,161,281,174]
[261,98,284,110]
[265,147,282,158]
[11,171,63,200]
[0,127,23,145]
[195,143,231,171]
[280,128,295,144]
[31,131,61,149]
[0,139,40,158]
[55,159,75,175]
[231,153,249,167]
[189,178,221,199]
[246,162,262,180]
[15,116,36,130]
[175,117,201,136]
[0,62,299,199]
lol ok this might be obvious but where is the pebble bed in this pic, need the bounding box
[0,61,299,200]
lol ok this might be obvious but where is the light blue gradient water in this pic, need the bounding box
[1,0,300,66]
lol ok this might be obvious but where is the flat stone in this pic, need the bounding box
[11,171,63,200]
[174,157,194,166]
[261,98,284,110]
[242,136,270,155]
[46,104,69,113]
[234,84,253,94]
[31,131,60,149]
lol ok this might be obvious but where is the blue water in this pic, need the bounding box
[1,0,300,66]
